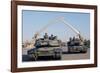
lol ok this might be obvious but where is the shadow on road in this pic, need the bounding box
[22,55,61,62]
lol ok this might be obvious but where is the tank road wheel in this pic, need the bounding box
[34,52,38,61]
[68,47,73,53]
[31,50,38,61]
[81,49,87,53]
[30,54,35,61]
[68,47,71,53]
[80,47,87,53]
[56,54,61,60]
[53,52,61,60]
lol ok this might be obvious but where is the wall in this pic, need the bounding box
[0,0,99,73]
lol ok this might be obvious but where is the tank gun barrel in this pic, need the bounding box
[59,17,84,42]
[59,17,80,35]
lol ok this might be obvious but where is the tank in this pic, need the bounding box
[67,37,88,53]
[27,33,62,60]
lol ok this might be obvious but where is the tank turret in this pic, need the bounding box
[34,33,61,48]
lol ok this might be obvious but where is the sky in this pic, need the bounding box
[22,10,90,42]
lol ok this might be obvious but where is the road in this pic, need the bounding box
[22,47,90,62]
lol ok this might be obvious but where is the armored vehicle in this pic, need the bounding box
[67,37,88,53]
[27,33,62,60]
